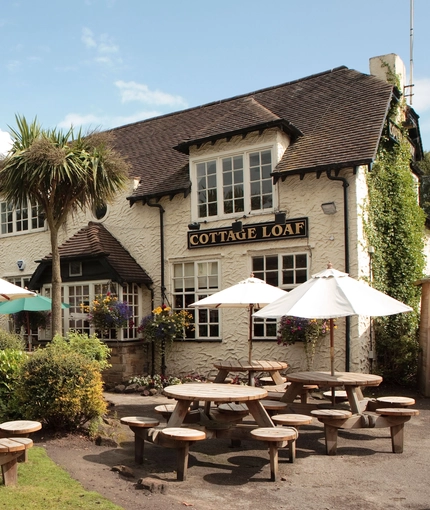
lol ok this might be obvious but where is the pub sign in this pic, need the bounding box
[187,217,308,249]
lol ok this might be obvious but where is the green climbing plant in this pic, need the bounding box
[364,80,425,386]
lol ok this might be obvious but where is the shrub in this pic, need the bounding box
[16,346,107,430]
[0,349,28,421]
[50,331,111,370]
[0,328,26,350]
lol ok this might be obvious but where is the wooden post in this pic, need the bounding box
[416,278,430,396]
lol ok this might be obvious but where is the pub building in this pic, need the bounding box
[1,54,426,383]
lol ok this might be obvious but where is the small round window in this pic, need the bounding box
[93,203,108,221]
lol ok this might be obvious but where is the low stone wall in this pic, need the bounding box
[103,340,148,386]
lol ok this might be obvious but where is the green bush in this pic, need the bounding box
[0,349,28,421]
[0,328,26,350]
[50,331,111,370]
[16,346,107,430]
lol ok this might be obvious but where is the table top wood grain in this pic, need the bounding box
[286,371,382,387]
[163,383,268,402]
[213,360,288,372]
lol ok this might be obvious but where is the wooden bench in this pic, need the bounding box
[160,427,206,481]
[376,396,415,407]
[120,416,160,464]
[260,399,288,415]
[154,404,200,423]
[0,437,33,486]
[323,390,348,403]
[0,420,42,462]
[311,409,353,455]
[259,376,287,386]
[264,382,318,403]
[272,413,313,428]
[250,427,298,481]
[376,408,420,453]
[217,403,249,418]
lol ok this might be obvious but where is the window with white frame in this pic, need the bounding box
[48,282,139,341]
[195,148,273,220]
[173,261,220,339]
[0,200,45,235]
[252,253,309,339]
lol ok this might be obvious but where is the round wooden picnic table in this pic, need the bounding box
[213,359,288,386]
[282,371,382,414]
[163,382,273,427]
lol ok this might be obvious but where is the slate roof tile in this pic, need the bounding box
[110,66,393,202]
[40,222,152,286]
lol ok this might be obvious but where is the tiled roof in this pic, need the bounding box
[38,222,152,286]
[111,66,393,203]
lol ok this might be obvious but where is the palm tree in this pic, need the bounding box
[0,115,130,335]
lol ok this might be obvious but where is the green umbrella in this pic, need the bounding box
[0,295,70,350]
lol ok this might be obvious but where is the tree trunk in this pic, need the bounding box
[50,225,63,337]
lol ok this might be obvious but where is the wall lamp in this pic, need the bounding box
[232,220,243,233]
[188,222,201,230]
[321,202,337,215]
[275,211,287,225]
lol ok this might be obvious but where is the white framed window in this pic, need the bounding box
[69,262,82,277]
[44,282,139,341]
[194,147,273,220]
[252,253,309,339]
[0,200,45,236]
[172,260,220,339]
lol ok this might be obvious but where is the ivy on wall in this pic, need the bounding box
[364,92,426,386]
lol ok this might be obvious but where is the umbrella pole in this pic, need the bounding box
[330,318,335,376]
[248,305,254,385]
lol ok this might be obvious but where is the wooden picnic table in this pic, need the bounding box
[281,371,382,414]
[163,382,274,428]
[213,359,288,386]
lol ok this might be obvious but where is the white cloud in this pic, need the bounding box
[115,80,187,108]
[0,130,12,156]
[57,113,102,129]
[58,110,162,131]
[413,78,430,112]
[81,27,121,68]
[7,60,21,72]
[81,27,97,48]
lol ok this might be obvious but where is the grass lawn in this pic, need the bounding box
[1,447,123,509]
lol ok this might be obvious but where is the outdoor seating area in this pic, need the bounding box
[108,265,422,483]
[113,368,420,483]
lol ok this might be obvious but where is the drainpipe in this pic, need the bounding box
[326,170,351,371]
[146,201,167,375]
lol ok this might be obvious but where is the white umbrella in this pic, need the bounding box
[0,278,36,302]
[253,264,412,375]
[190,275,287,363]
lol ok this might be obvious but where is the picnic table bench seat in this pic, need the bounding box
[160,427,206,481]
[154,404,201,423]
[311,407,419,455]
[0,420,42,462]
[375,408,420,453]
[0,437,33,486]
[120,416,160,464]
[251,427,298,480]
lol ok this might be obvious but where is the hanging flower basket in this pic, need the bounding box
[277,316,332,369]
[137,305,193,344]
[81,293,133,332]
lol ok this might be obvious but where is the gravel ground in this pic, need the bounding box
[34,389,430,510]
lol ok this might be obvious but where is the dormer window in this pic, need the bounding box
[193,148,273,220]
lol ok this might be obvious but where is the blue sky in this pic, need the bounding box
[1,0,430,155]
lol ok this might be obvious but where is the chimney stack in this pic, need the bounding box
[369,53,406,94]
